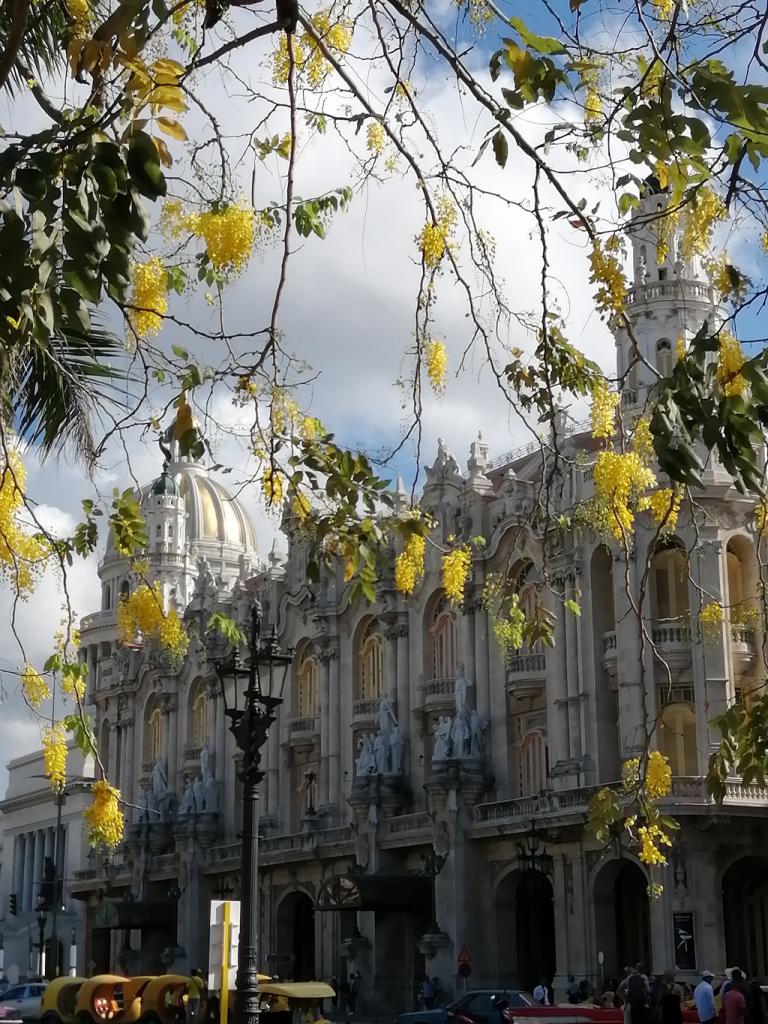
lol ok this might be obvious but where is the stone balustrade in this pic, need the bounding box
[288,716,319,740]
[386,812,431,834]
[352,697,381,721]
[472,786,601,828]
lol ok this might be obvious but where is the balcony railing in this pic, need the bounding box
[506,652,547,696]
[184,746,203,762]
[352,697,380,721]
[386,812,431,835]
[288,716,319,741]
[207,826,354,866]
[670,776,768,806]
[473,786,601,827]
[419,678,454,709]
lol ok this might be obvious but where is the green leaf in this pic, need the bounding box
[492,130,509,167]
[508,16,566,55]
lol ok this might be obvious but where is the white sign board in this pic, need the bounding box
[208,899,241,993]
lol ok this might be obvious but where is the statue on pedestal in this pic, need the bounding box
[433,716,453,761]
[151,759,167,802]
[355,734,376,777]
[179,778,196,815]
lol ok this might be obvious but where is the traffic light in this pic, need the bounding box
[9,893,17,916]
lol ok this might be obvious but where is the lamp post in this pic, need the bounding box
[516,822,553,992]
[213,602,292,1024]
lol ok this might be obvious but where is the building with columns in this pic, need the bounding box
[0,745,95,980]
[14,184,768,1005]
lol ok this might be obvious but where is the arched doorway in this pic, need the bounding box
[723,857,768,978]
[276,892,315,980]
[594,860,650,978]
[496,870,556,989]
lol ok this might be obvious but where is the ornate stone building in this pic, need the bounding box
[62,190,768,1008]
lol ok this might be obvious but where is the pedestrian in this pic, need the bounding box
[207,994,220,1024]
[723,977,748,1024]
[694,971,717,1024]
[432,978,443,1008]
[419,976,435,1010]
[567,977,580,1005]
[186,969,206,1024]
[348,972,361,1015]
[339,978,350,1016]
[658,972,683,1024]
[625,964,651,1024]
[534,980,550,1006]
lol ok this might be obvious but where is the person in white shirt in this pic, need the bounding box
[694,971,717,1024]
[533,980,550,1006]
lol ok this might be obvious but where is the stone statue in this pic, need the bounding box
[193,774,205,811]
[433,716,452,761]
[137,786,150,823]
[454,664,471,715]
[452,707,471,758]
[200,741,210,779]
[179,778,196,815]
[469,710,488,757]
[355,734,376,777]
[389,725,406,774]
[374,731,389,775]
[377,693,397,737]
[192,555,218,610]
[436,438,461,476]
[203,771,219,813]
[151,759,167,801]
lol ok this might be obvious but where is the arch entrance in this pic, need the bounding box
[276,892,315,980]
[594,860,650,977]
[495,869,556,990]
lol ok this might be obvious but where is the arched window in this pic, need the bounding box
[430,595,457,678]
[119,580,130,600]
[651,547,689,620]
[297,649,318,718]
[358,620,383,700]
[147,706,163,762]
[189,683,207,747]
[657,339,673,377]
[511,725,548,798]
[659,704,697,776]
[727,550,744,609]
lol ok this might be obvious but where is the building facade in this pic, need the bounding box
[0,745,95,981]
[40,189,768,1007]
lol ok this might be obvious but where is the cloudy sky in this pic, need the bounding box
[1,0,762,791]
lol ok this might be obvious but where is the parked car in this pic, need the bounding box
[0,983,47,1021]
[398,989,534,1024]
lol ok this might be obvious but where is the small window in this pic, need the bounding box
[657,339,673,377]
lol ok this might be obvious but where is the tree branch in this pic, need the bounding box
[189,17,287,71]
[0,0,31,91]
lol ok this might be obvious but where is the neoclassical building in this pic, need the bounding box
[32,188,768,1006]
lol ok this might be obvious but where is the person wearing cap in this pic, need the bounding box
[694,971,717,1024]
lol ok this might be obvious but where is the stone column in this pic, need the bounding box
[548,577,571,787]
[473,600,490,722]
[319,644,331,808]
[691,535,729,765]
[395,618,409,772]
[23,833,35,910]
[34,830,45,905]
[107,721,118,784]
[123,718,136,810]
[565,574,582,763]
[459,603,475,682]
[267,712,279,821]
[164,695,178,795]
[45,827,55,865]
[14,834,25,907]
[327,640,341,812]
[613,552,645,758]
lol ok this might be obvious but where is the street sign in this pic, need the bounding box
[209,898,241,1018]
[457,946,472,980]
[457,946,472,965]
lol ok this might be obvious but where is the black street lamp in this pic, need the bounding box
[213,603,292,1024]
[35,894,47,979]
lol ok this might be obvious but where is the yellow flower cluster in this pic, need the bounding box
[300,416,325,441]
[291,491,311,522]
[425,339,448,395]
[442,545,471,603]
[118,583,189,660]
[592,450,656,539]
[646,750,672,799]
[621,756,641,792]
[655,208,679,265]
[128,257,168,339]
[0,447,49,593]
[394,534,426,595]
[704,254,746,302]
[185,204,255,273]
[366,122,385,155]
[580,67,602,123]
[417,195,457,270]
[756,497,768,532]
[699,601,723,641]
[717,331,747,397]
[273,9,352,87]
[66,0,91,38]
[675,337,687,363]
[650,0,675,19]
[645,488,680,533]
[680,186,726,261]
[85,780,124,849]
[42,724,67,792]
[21,664,50,708]
[638,823,672,865]
[590,379,619,439]
[263,466,284,507]
[632,416,654,462]
[589,236,627,315]
[61,668,86,701]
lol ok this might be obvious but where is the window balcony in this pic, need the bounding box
[417,677,454,713]
[505,652,547,699]
[651,620,692,672]
[730,626,757,682]
[351,697,380,725]
[287,715,319,745]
